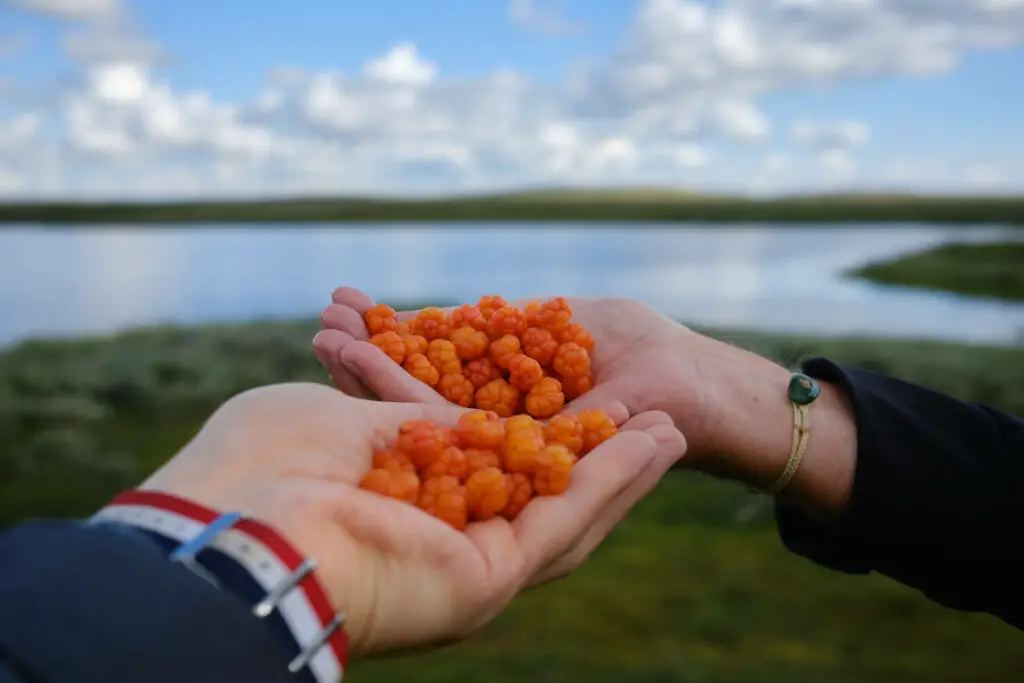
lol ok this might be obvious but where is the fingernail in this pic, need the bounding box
[312,331,326,347]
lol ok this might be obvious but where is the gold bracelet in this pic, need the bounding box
[766,373,820,495]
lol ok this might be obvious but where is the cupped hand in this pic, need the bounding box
[139,382,686,658]
[315,286,720,456]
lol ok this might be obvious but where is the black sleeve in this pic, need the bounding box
[0,520,299,683]
[774,357,1024,630]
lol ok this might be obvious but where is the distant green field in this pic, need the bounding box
[2,190,1024,225]
[850,240,1024,301]
[2,316,1022,682]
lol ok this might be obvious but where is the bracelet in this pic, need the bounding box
[91,490,348,683]
[766,373,820,495]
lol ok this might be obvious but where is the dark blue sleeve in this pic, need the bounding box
[775,358,1024,630]
[0,520,299,683]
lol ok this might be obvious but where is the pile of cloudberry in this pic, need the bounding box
[364,295,594,418]
[360,409,617,529]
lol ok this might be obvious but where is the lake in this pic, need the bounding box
[1,222,1022,348]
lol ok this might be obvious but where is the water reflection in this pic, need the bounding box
[0,223,1021,347]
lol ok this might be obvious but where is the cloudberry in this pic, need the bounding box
[486,306,528,340]
[455,411,506,450]
[475,378,519,417]
[557,323,595,351]
[523,301,544,328]
[450,326,489,360]
[504,430,543,475]
[450,304,487,332]
[477,295,508,319]
[370,331,406,364]
[396,420,449,470]
[466,467,511,521]
[465,448,502,475]
[521,327,559,366]
[525,377,565,418]
[404,353,440,387]
[427,339,462,375]
[539,297,572,333]
[360,468,421,504]
[464,357,502,390]
[578,409,618,455]
[560,372,593,401]
[418,476,468,530]
[544,415,584,454]
[507,354,544,392]
[534,444,577,496]
[364,304,399,335]
[416,307,452,341]
[401,333,428,357]
[505,414,543,439]
[372,449,416,473]
[552,342,591,379]
[489,335,522,370]
[437,373,475,408]
[424,445,469,480]
[502,473,533,520]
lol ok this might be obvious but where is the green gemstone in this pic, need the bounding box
[788,373,820,406]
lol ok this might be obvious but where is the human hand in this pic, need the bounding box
[315,286,721,458]
[139,382,686,657]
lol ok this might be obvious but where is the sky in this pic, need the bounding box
[0,0,1022,199]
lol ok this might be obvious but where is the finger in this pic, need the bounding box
[512,425,659,573]
[331,286,375,313]
[525,417,686,587]
[340,340,450,405]
[312,330,378,399]
[321,304,372,341]
[560,378,633,422]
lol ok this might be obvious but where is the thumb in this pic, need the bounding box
[339,340,451,406]
[559,377,631,425]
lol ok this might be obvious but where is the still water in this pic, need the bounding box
[1,223,1021,348]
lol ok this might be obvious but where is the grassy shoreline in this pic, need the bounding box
[3,192,1024,225]
[2,318,1023,681]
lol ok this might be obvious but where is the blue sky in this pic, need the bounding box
[0,0,1022,198]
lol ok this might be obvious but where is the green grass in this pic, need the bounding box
[3,190,1024,225]
[850,241,1024,301]
[2,317,1023,681]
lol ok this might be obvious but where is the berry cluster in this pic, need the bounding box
[359,409,618,530]
[364,296,595,418]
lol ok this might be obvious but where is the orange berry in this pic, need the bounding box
[521,327,559,366]
[451,304,487,332]
[504,430,543,475]
[360,468,421,504]
[557,323,595,351]
[372,449,416,473]
[489,334,522,370]
[418,476,468,530]
[486,306,528,340]
[560,372,593,400]
[369,331,406,364]
[504,414,543,438]
[364,304,399,335]
[525,376,565,418]
[427,339,462,375]
[465,447,502,475]
[534,444,577,496]
[396,419,449,470]
[539,297,572,333]
[404,352,440,387]
[523,301,544,328]
[401,333,428,356]
[552,342,590,379]
[475,378,519,417]
[477,295,508,319]
[450,326,489,361]
[437,372,475,408]
[544,415,584,454]
[464,357,502,390]
[466,467,511,521]
[578,409,618,455]
[507,354,544,392]
[424,445,469,480]
[455,411,506,450]
[416,307,452,341]
[502,473,534,520]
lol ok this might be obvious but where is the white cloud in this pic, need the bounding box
[791,120,870,150]
[3,0,118,20]
[509,0,586,37]
[362,44,436,88]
